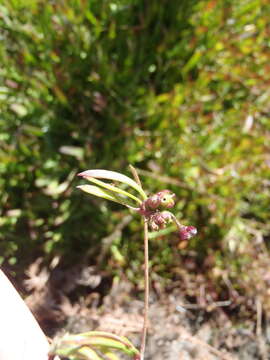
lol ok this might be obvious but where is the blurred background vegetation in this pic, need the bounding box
[1,0,270,317]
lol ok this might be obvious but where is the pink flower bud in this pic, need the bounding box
[143,190,175,211]
[144,194,160,210]
[178,226,197,240]
[149,211,173,230]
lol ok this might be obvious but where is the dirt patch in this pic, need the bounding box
[22,259,269,359]
[51,279,268,359]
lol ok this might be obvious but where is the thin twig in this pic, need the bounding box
[129,164,143,188]
[129,165,149,360]
[170,213,184,230]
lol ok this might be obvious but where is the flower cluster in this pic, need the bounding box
[77,169,197,243]
[139,190,197,241]
[148,211,173,231]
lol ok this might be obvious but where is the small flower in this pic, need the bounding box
[178,225,197,240]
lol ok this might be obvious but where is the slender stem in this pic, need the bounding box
[129,164,142,188]
[170,213,184,230]
[129,165,149,360]
[140,218,149,360]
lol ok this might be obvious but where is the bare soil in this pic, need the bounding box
[22,260,269,360]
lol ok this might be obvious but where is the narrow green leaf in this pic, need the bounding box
[50,344,82,358]
[85,177,142,204]
[102,350,120,360]
[51,343,103,360]
[78,170,147,200]
[50,332,140,359]
[66,331,140,356]
[78,346,104,360]
[77,185,121,203]
[77,185,138,209]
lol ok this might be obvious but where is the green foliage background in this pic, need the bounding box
[1,0,270,308]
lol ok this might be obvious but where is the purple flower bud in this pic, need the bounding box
[144,194,160,210]
[178,225,197,240]
[186,226,197,235]
[149,211,173,230]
